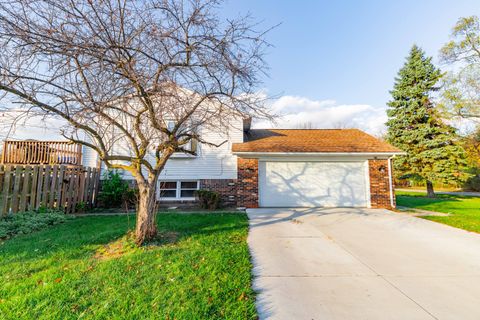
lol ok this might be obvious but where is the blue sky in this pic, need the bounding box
[223,0,480,133]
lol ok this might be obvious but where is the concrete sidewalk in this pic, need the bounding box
[247,208,480,320]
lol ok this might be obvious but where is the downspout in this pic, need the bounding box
[387,156,395,208]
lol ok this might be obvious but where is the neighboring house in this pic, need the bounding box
[2,119,403,209]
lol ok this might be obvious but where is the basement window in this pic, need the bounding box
[159,180,199,200]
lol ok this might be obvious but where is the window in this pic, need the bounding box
[180,181,198,198]
[159,181,177,198]
[159,181,199,200]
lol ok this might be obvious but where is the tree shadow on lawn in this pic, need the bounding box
[0,212,248,263]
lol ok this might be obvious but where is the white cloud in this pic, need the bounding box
[254,96,388,136]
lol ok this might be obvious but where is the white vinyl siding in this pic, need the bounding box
[81,145,100,168]
[86,116,244,180]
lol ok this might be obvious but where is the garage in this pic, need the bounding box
[232,129,403,209]
[258,160,369,207]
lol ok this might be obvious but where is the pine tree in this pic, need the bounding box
[386,45,467,197]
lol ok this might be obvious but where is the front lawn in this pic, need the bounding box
[396,191,480,233]
[0,212,256,319]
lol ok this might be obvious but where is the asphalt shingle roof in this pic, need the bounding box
[232,129,402,153]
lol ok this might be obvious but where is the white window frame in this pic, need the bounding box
[158,180,200,200]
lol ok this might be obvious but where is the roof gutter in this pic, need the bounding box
[232,151,406,157]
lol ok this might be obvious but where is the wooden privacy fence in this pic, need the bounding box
[0,165,100,216]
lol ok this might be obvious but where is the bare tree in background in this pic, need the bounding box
[331,121,351,129]
[295,122,316,129]
[0,0,272,245]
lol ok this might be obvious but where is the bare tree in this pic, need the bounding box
[331,121,351,129]
[0,0,271,245]
[295,122,316,129]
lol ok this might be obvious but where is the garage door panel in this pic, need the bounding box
[259,161,367,207]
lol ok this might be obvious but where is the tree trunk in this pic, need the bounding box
[426,180,435,198]
[135,180,158,245]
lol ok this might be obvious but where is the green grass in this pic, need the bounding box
[0,212,256,319]
[396,191,480,233]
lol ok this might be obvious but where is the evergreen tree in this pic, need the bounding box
[386,45,467,197]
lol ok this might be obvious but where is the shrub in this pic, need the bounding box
[0,210,68,240]
[99,170,130,208]
[195,190,220,210]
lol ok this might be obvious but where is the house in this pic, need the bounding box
[79,117,402,209]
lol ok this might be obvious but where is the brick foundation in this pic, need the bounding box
[199,179,237,207]
[368,159,395,209]
[236,158,259,208]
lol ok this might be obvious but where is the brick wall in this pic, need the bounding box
[236,158,259,208]
[369,159,395,209]
[200,179,237,207]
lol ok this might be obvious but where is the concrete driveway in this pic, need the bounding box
[247,208,480,320]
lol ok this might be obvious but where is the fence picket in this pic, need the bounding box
[30,166,39,210]
[92,168,100,205]
[41,165,51,207]
[56,166,65,210]
[35,166,44,210]
[78,167,85,206]
[84,167,92,204]
[19,166,31,212]
[1,166,12,216]
[11,166,23,213]
[49,165,58,208]
[60,166,69,211]
[70,167,80,212]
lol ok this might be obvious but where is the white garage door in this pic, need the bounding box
[258,161,368,207]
